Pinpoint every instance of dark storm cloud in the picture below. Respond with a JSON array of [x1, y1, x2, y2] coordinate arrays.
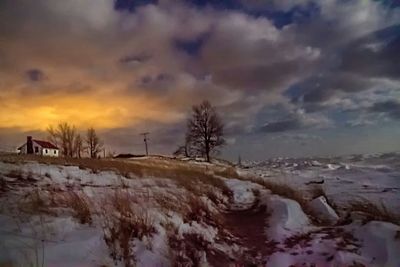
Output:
[[260, 119, 302, 133], [114, 0, 157, 12], [369, 100, 400, 119], [137, 73, 176, 91], [256, 104, 332, 133], [287, 24, 400, 109], [119, 53, 152, 65], [281, 1, 400, 114], [340, 25, 400, 79], [291, 73, 376, 108], [197, 12, 320, 92], [212, 60, 312, 91], [26, 69, 46, 82]]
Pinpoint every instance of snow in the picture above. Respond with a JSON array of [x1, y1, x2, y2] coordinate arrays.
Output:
[[240, 153, 400, 267], [309, 196, 339, 224], [223, 178, 262, 210], [243, 153, 400, 213], [353, 221, 400, 267], [1, 153, 400, 267], [264, 195, 311, 242], [0, 215, 112, 267]]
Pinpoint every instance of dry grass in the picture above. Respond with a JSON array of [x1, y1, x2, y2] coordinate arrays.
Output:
[[238, 176, 339, 225], [101, 190, 156, 267], [184, 195, 219, 225], [18, 189, 51, 215], [6, 169, 24, 179], [346, 198, 400, 225], [249, 177, 308, 208], [166, 223, 210, 267], [63, 191, 92, 225], [309, 185, 326, 199], [0, 153, 232, 199], [213, 166, 241, 179]]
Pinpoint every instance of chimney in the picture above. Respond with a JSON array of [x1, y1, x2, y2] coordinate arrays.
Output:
[[27, 136, 33, 154]]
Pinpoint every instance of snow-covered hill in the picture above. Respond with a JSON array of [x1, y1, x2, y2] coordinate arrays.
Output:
[[0, 153, 399, 267]]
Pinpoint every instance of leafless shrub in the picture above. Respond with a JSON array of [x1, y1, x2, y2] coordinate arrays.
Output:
[[309, 185, 326, 199], [153, 179, 172, 188], [155, 194, 185, 215], [184, 196, 221, 227], [166, 223, 210, 267], [6, 169, 35, 182], [6, 169, 24, 179], [205, 190, 221, 205], [101, 190, 156, 267], [63, 191, 92, 225], [346, 199, 399, 225], [213, 167, 240, 179], [18, 189, 49, 214]]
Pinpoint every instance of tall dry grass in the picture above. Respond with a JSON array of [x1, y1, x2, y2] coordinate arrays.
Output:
[[0, 153, 232, 199], [101, 190, 156, 267], [347, 198, 399, 225], [62, 191, 92, 225]]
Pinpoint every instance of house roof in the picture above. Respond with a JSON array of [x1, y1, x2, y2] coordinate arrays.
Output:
[[18, 139, 59, 150], [33, 140, 58, 149]]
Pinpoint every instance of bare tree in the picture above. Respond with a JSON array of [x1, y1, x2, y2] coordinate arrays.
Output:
[[47, 125, 59, 148], [173, 135, 193, 158], [86, 127, 103, 159], [47, 122, 77, 157], [186, 100, 225, 162], [74, 134, 84, 158]]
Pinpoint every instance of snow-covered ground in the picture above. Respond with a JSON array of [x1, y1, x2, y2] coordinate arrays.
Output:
[[241, 153, 400, 213], [0, 153, 399, 266]]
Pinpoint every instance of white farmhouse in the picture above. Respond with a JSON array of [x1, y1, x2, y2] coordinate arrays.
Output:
[[18, 136, 59, 157]]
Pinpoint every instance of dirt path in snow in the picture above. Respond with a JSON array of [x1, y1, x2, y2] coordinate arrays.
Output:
[[209, 197, 274, 266]]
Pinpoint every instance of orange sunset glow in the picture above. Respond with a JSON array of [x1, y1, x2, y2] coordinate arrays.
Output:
[[0, 92, 184, 130]]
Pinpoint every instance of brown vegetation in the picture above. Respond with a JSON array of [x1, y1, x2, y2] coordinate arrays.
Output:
[[63, 191, 92, 224], [101, 190, 156, 267], [0, 153, 232, 198], [346, 198, 400, 225]]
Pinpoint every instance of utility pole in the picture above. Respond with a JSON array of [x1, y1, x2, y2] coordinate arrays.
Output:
[[140, 132, 150, 156]]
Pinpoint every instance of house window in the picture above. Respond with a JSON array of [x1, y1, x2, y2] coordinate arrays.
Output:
[[35, 147, 39, 153], [45, 149, 48, 154], [54, 150, 57, 154]]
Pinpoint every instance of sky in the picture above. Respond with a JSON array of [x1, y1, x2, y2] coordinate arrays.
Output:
[[0, 0, 400, 161]]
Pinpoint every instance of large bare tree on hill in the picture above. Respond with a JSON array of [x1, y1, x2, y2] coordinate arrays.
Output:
[[186, 100, 225, 162]]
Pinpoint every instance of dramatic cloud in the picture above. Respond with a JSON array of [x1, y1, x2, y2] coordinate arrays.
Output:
[[259, 109, 332, 133], [0, 0, 399, 158], [369, 100, 400, 120]]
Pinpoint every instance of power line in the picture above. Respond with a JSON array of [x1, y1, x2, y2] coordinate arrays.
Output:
[[140, 132, 150, 156]]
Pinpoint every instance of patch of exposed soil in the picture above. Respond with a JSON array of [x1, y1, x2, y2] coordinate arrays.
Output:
[[208, 198, 274, 266]]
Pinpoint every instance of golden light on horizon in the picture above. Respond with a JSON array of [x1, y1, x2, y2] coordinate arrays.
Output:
[[0, 92, 184, 131]]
